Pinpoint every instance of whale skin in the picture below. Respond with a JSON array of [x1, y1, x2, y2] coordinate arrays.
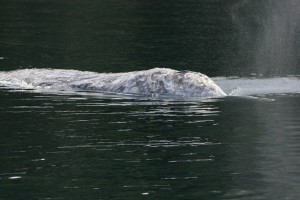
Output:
[[0, 68, 226, 97]]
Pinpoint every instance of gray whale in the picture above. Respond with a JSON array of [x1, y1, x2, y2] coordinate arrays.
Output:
[[0, 68, 226, 97]]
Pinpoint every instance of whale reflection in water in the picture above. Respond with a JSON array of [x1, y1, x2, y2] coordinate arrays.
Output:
[[0, 68, 227, 97]]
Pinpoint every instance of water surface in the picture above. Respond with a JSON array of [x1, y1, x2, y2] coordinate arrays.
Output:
[[1, 88, 300, 200]]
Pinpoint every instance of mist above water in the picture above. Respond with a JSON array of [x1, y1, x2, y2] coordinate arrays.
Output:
[[232, 0, 300, 76]]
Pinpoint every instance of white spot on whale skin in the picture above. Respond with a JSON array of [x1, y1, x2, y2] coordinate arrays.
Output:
[[8, 176, 22, 180], [0, 68, 226, 98]]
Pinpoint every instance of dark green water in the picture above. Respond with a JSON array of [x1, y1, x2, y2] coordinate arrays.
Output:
[[1, 0, 299, 76], [1, 91, 300, 200], [1, 0, 300, 200]]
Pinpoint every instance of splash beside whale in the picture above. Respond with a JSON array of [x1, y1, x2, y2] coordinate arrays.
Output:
[[0, 68, 227, 98]]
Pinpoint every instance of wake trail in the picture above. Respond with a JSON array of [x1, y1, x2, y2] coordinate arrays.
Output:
[[213, 76, 300, 96]]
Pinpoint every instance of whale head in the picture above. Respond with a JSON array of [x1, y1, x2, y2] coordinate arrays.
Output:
[[119, 68, 227, 97]]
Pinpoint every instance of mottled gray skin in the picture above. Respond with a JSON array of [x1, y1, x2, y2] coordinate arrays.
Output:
[[71, 68, 226, 97], [0, 68, 226, 97]]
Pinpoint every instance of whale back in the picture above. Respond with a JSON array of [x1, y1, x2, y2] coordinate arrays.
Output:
[[93, 68, 226, 97], [0, 68, 226, 97]]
